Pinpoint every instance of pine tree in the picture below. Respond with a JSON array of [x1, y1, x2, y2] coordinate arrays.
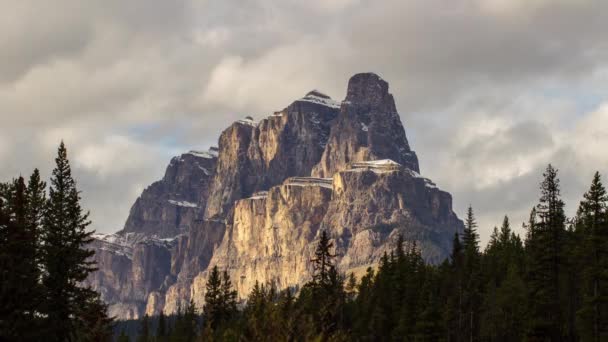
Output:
[[575, 172, 608, 341], [525, 164, 567, 340], [117, 329, 130, 342], [203, 266, 237, 336], [204, 266, 222, 331], [0, 177, 44, 340], [40, 142, 111, 341], [461, 206, 481, 342], [221, 270, 237, 322], [445, 232, 464, 341], [137, 314, 150, 342], [300, 230, 346, 340], [181, 299, 199, 341], [311, 230, 334, 287], [157, 310, 167, 341]]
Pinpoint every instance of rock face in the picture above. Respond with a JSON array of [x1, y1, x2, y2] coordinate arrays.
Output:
[[88, 73, 463, 320], [204, 92, 339, 220], [85, 234, 177, 319], [312, 73, 419, 177], [124, 149, 218, 238]]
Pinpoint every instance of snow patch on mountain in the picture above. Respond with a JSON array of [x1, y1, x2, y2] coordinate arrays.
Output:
[[168, 200, 199, 208], [298, 90, 341, 109]]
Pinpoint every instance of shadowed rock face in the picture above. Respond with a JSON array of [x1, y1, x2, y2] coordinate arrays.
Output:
[[89, 72, 462, 319], [123, 150, 218, 238], [204, 95, 339, 220], [313, 73, 419, 177]]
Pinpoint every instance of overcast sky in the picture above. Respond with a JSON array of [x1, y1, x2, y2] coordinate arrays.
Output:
[[1, 0, 608, 244]]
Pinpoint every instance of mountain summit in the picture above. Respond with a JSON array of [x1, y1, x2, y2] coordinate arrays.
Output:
[[86, 73, 463, 319]]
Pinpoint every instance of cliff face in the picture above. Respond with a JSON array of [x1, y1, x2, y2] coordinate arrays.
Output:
[[89, 72, 463, 320], [123, 149, 218, 238], [195, 180, 333, 303], [204, 92, 339, 220], [85, 234, 177, 319], [312, 73, 419, 177], [191, 161, 461, 303]]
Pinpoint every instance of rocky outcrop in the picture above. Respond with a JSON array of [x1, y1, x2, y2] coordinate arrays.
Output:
[[327, 161, 461, 267], [192, 161, 461, 302], [204, 91, 339, 220], [85, 233, 178, 319], [312, 73, 419, 177], [123, 149, 218, 238], [89, 72, 463, 320], [197, 179, 333, 302]]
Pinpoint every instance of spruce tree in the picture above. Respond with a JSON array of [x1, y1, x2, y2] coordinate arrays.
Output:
[[525, 164, 567, 340], [40, 142, 111, 341], [203, 266, 222, 331], [182, 300, 199, 341], [117, 329, 130, 342], [575, 172, 608, 341], [157, 310, 167, 341], [0, 177, 44, 340], [461, 206, 481, 342], [137, 314, 150, 342]]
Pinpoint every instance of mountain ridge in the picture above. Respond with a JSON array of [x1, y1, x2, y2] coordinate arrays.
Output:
[[85, 72, 463, 319]]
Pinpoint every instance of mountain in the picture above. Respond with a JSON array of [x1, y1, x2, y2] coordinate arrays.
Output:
[[86, 73, 463, 319]]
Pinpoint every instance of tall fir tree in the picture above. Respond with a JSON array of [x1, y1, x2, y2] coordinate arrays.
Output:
[[156, 310, 167, 341], [461, 206, 481, 342], [575, 172, 608, 341], [203, 266, 238, 336], [137, 314, 150, 342], [525, 164, 568, 341], [40, 142, 111, 341], [0, 177, 45, 341]]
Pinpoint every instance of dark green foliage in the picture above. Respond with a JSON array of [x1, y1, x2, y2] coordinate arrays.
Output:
[[0, 143, 112, 341], [124, 164, 608, 342], [157, 310, 167, 341], [137, 314, 150, 342], [525, 164, 568, 340], [202, 266, 238, 338], [118, 329, 130, 342], [575, 172, 608, 341], [0, 177, 44, 340]]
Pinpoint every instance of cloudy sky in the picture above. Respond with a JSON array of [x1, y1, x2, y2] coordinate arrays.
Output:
[[2, 0, 608, 244]]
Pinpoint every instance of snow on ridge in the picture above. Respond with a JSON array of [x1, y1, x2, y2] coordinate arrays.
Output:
[[285, 177, 333, 189], [188, 149, 218, 159], [168, 200, 199, 208], [298, 92, 341, 109], [248, 191, 269, 200], [236, 117, 258, 127]]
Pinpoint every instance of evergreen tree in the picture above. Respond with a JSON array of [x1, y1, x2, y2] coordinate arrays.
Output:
[[461, 206, 482, 342], [575, 172, 608, 341], [221, 270, 238, 322], [0, 177, 44, 341], [204, 266, 223, 331], [311, 230, 335, 287], [137, 314, 150, 342], [157, 310, 167, 341], [181, 300, 199, 341], [445, 232, 464, 341], [117, 329, 130, 342], [525, 164, 568, 340], [40, 142, 111, 341], [299, 230, 346, 340], [203, 266, 238, 336]]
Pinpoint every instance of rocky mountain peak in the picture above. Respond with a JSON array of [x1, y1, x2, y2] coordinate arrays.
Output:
[[312, 72, 419, 177], [345, 72, 396, 113], [122, 148, 218, 238], [88, 72, 461, 319]]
